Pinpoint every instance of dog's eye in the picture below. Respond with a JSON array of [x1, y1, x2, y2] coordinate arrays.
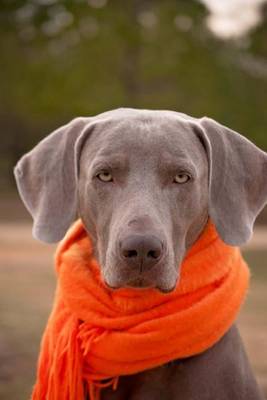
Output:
[[97, 171, 113, 182], [174, 173, 191, 184]]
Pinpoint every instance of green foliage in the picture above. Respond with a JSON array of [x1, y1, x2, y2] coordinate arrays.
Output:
[[1, 0, 267, 189]]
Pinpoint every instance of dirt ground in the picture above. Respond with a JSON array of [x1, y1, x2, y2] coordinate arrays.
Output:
[[0, 222, 266, 400]]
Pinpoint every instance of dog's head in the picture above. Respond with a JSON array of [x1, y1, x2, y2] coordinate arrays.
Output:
[[14, 108, 267, 292]]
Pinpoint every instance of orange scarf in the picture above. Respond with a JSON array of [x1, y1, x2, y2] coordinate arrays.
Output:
[[32, 219, 249, 400]]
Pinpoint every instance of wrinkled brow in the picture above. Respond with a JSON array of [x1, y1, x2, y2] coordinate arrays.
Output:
[[90, 153, 129, 171], [157, 152, 198, 176]]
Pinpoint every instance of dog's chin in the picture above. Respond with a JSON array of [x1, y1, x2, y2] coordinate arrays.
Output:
[[103, 275, 178, 294], [103, 277, 154, 291], [125, 277, 156, 290]]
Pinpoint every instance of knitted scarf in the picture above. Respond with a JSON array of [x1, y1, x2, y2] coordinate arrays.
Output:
[[31, 219, 249, 400]]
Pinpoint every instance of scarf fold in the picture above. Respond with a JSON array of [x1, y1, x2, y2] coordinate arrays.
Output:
[[32, 219, 250, 400]]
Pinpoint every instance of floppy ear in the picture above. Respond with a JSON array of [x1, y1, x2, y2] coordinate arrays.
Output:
[[14, 117, 96, 243], [195, 117, 267, 246]]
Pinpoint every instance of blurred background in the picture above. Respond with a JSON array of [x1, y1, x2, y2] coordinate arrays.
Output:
[[0, 0, 267, 399]]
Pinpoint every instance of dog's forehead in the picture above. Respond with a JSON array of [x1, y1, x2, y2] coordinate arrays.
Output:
[[91, 108, 201, 159]]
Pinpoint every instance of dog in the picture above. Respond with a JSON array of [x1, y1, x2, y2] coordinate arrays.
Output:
[[14, 108, 267, 399]]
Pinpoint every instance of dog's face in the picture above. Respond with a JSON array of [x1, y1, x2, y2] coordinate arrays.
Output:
[[78, 115, 209, 292], [14, 108, 267, 293]]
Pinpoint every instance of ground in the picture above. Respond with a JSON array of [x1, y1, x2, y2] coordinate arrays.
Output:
[[0, 221, 266, 400]]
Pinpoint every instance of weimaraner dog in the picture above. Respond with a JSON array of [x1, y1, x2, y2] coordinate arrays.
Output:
[[14, 108, 267, 399]]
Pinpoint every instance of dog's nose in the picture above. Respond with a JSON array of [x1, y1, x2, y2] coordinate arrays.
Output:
[[120, 234, 163, 270]]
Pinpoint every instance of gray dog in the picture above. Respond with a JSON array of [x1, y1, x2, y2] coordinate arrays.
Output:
[[14, 108, 267, 399]]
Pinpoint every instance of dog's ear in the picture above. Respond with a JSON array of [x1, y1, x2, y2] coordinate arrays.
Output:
[[194, 117, 267, 246], [14, 117, 97, 243]]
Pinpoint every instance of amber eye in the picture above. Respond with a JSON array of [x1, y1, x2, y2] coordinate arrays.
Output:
[[174, 173, 191, 184], [97, 171, 113, 182]]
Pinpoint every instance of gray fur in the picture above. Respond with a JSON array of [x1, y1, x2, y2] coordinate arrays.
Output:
[[14, 108, 267, 288]]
